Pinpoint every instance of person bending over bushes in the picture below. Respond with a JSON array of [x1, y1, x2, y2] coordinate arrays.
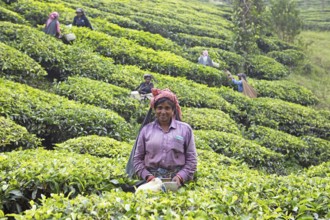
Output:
[[226, 70, 257, 98], [44, 12, 61, 38]]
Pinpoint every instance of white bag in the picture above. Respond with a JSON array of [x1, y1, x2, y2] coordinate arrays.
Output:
[[63, 33, 76, 42]]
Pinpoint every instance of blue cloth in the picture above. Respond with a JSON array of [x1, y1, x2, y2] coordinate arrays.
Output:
[[232, 79, 243, 92]]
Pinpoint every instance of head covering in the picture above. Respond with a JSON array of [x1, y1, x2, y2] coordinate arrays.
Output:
[[237, 73, 247, 81], [46, 12, 59, 27], [76, 8, 84, 14], [202, 50, 208, 57], [150, 88, 182, 120], [143, 74, 152, 79]]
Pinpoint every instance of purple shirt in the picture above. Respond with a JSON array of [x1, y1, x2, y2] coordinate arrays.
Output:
[[133, 119, 197, 182]]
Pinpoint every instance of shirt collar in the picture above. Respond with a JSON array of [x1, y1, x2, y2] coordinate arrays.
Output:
[[155, 118, 177, 130]]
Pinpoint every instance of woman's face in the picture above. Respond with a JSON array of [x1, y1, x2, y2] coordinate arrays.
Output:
[[155, 101, 174, 125]]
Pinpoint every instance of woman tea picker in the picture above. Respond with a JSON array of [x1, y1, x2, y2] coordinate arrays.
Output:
[[126, 88, 197, 187], [226, 70, 257, 98]]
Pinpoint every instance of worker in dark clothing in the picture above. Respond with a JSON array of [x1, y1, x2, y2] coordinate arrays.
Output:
[[136, 74, 154, 95], [72, 8, 93, 30]]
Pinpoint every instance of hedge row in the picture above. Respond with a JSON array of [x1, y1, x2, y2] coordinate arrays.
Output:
[[0, 79, 131, 144], [245, 126, 330, 167], [94, 0, 232, 29], [306, 161, 330, 178], [8, 0, 74, 26], [194, 130, 286, 174], [250, 79, 319, 106], [53, 76, 146, 122], [185, 47, 245, 73], [216, 87, 330, 139], [0, 22, 119, 81], [170, 33, 231, 49], [12, 172, 330, 219], [267, 49, 305, 67], [8, 146, 330, 219], [248, 98, 330, 139], [0, 116, 42, 152], [12, 173, 330, 219], [182, 108, 240, 135], [55, 135, 131, 158], [246, 55, 289, 80], [54, 0, 143, 29], [60, 0, 232, 31], [0, 148, 133, 214], [0, 22, 235, 114], [61, 67, 236, 114], [256, 37, 297, 53], [0, 5, 28, 24], [92, 18, 183, 55], [8, 0, 184, 55], [129, 14, 231, 40], [6, 1, 229, 86], [0, 42, 47, 83], [72, 27, 227, 86]]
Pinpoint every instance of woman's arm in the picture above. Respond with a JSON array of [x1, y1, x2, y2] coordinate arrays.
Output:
[[232, 79, 242, 85], [133, 128, 152, 180], [84, 16, 93, 30], [176, 128, 197, 183], [72, 17, 77, 26]]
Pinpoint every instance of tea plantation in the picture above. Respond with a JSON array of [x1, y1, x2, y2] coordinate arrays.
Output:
[[0, 0, 330, 219]]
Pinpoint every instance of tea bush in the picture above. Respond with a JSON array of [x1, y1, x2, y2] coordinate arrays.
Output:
[[0, 22, 118, 80], [9, 147, 330, 219], [53, 76, 146, 121], [129, 14, 231, 40], [250, 79, 319, 106], [245, 125, 329, 167], [257, 37, 296, 53], [216, 88, 330, 139], [267, 49, 305, 67], [185, 47, 245, 73], [106, 65, 236, 114], [249, 98, 330, 139], [0, 5, 28, 24], [0, 79, 131, 144], [8, 0, 74, 26], [55, 135, 131, 158], [92, 18, 183, 55], [170, 33, 231, 49], [300, 136, 330, 164], [306, 161, 330, 178], [0, 148, 133, 214], [194, 130, 286, 174], [72, 27, 227, 86], [0, 42, 47, 83], [247, 55, 289, 80], [182, 108, 240, 135], [0, 116, 42, 152]]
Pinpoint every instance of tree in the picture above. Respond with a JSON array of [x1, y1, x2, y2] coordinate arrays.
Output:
[[232, 0, 267, 56], [269, 0, 303, 43]]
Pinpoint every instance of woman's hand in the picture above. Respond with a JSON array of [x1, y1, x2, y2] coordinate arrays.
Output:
[[172, 175, 183, 186]]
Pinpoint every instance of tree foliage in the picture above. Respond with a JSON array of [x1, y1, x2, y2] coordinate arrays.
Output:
[[269, 0, 303, 42], [232, 0, 267, 56]]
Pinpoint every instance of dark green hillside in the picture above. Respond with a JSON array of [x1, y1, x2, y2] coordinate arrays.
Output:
[[0, 0, 330, 219]]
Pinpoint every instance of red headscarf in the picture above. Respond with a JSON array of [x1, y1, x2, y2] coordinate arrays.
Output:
[[150, 88, 182, 120]]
